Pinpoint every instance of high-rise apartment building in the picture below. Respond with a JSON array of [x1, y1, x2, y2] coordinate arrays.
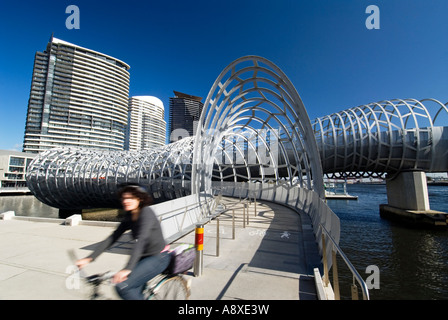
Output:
[[125, 96, 166, 151], [23, 35, 130, 153], [168, 91, 203, 142]]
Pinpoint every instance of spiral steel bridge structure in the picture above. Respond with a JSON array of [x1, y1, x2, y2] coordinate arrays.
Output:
[[314, 99, 448, 179], [26, 56, 448, 212]]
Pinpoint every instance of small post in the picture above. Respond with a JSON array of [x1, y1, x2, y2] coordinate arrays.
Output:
[[254, 196, 257, 217], [351, 282, 359, 300], [246, 202, 249, 226], [332, 249, 340, 300], [194, 224, 204, 277], [322, 233, 329, 287], [243, 204, 246, 228], [216, 218, 220, 257], [232, 209, 235, 240]]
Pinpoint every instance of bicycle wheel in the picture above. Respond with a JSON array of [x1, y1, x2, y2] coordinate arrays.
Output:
[[150, 276, 190, 300]]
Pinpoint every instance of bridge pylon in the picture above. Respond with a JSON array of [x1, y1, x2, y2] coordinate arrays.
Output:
[[380, 170, 448, 227]]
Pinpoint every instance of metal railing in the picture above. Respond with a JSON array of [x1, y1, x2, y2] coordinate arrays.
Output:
[[216, 183, 369, 300], [320, 223, 370, 300], [207, 195, 370, 300], [209, 197, 253, 257], [192, 195, 254, 276], [155, 186, 369, 300]]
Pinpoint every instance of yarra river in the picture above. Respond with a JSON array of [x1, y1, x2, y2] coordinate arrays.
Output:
[[1, 183, 447, 300], [327, 183, 448, 300]]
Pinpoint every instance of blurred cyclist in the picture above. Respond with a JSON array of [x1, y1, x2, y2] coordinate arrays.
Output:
[[76, 185, 170, 300]]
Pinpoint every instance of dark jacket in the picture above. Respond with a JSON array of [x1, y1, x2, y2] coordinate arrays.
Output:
[[88, 206, 166, 270]]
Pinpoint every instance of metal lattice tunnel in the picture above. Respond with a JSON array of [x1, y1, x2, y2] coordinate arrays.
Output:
[[191, 56, 324, 198], [26, 137, 195, 209], [313, 98, 448, 179]]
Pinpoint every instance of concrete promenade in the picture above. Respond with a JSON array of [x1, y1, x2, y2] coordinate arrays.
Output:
[[0, 197, 321, 300]]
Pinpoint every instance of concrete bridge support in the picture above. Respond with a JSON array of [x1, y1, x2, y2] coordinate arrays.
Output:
[[386, 171, 430, 211], [380, 171, 448, 227]]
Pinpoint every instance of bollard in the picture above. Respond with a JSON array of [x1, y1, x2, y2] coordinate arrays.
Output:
[[243, 203, 246, 228], [232, 209, 235, 240], [216, 218, 220, 257], [254, 196, 257, 217], [194, 224, 204, 277]]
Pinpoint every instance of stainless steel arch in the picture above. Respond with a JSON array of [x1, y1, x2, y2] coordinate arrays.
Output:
[[313, 98, 448, 178], [192, 56, 325, 200]]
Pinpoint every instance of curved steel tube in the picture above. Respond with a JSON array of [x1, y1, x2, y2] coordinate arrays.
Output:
[[313, 98, 448, 179], [192, 56, 325, 202]]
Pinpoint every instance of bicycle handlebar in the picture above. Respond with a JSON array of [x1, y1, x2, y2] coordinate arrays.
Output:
[[86, 271, 115, 285]]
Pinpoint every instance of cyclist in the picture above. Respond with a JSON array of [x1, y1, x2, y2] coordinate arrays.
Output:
[[76, 185, 171, 300]]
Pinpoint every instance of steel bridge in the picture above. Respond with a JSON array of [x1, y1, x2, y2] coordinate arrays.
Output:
[[313, 98, 448, 179], [25, 56, 447, 300], [25, 98, 448, 210], [27, 56, 326, 210], [25, 55, 447, 239]]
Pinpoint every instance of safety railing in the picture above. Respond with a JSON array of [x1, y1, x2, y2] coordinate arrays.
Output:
[[193, 195, 256, 276], [319, 223, 370, 300], [214, 182, 369, 300], [209, 196, 254, 257], [158, 183, 369, 300]]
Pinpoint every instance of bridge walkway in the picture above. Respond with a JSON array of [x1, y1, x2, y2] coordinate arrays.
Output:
[[0, 197, 321, 300], [175, 197, 321, 300]]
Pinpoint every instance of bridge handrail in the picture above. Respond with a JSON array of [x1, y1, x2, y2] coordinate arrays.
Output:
[[319, 223, 370, 300], [214, 181, 369, 300]]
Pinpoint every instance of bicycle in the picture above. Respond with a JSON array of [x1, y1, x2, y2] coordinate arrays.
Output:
[[68, 250, 191, 300]]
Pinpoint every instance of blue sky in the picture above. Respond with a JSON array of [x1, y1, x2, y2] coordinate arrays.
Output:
[[0, 0, 447, 151]]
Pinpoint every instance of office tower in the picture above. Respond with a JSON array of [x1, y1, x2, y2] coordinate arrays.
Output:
[[168, 91, 203, 142], [23, 35, 130, 153], [125, 96, 166, 151]]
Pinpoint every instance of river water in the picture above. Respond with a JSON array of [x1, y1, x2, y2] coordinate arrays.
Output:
[[0, 194, 59, 218], [1, 184, 447, 300], [327, 183, 448, 300]]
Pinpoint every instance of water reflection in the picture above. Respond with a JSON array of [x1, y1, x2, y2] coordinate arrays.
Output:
[[0, 195, 59, 218]]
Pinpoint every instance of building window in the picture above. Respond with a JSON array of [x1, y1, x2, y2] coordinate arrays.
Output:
[[9, 157, 25, 166]]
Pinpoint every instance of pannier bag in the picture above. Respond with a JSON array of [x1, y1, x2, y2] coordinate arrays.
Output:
[[166, 244, 196, 274]]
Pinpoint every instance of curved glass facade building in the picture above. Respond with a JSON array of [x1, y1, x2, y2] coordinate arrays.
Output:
[[126, 96, 166, 150], [23, 36, 130, 153]]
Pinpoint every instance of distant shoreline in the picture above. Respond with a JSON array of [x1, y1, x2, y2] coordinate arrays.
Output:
[[427, 181, 448, 186]]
